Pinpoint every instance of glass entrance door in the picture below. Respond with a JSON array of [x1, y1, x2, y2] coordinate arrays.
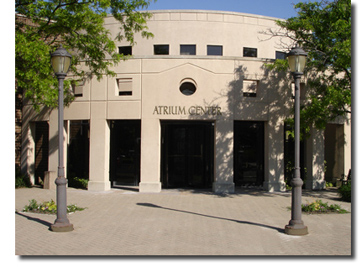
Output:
[[161, 122, 214, 189]]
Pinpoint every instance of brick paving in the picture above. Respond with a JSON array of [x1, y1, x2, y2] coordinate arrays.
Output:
[[15, 187, 352, 256]]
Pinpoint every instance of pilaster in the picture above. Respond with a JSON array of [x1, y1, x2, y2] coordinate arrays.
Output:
[[213, 119, 235, 193], [139, 118, 162, 192], [88, 102, 111, 191], [305, 128, 325, 190], [263, 120, 286, 192]]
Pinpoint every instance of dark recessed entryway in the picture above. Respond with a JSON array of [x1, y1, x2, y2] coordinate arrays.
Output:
[[234, 121, 264, 186], [161, 121, 214, 189], [109, 120, 141, 187], [67, 120, 90, 180], [34, 121, 49, 185]]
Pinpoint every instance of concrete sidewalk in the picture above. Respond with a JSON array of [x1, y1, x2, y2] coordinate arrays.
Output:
[[15, 187, 352, 256]]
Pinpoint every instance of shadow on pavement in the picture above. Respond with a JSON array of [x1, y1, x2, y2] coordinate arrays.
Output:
[[15, 211, 52, 230], [137, 202, 284, 233]]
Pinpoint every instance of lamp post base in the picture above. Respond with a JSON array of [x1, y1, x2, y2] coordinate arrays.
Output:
[[285, 225, 308, 236], [51, 222, 74, 232]]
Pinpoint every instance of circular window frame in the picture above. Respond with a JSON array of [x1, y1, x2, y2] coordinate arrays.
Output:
[[179, 78, 197, 96]]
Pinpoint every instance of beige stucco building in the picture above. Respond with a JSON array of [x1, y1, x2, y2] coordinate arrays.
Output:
[[20, 10, 351, 193]]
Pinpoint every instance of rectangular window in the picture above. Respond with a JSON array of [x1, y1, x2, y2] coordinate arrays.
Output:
[[119, 46, 132, 56], [207, 45, 223, 56], [154, 44, 169, 55], [243, 80, 258, 97], [243, 47, 257, 58], [180, 45, 196, 55], [276, 51, 287, 60], [117, 78, 133, 96], [71, 79, 85, 97]]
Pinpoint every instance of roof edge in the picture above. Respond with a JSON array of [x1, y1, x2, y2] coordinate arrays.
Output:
[[143, 9, 284, 21]]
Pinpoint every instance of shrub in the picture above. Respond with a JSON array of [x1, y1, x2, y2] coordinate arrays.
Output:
[[338, 182, 351, 202], [68, 177, 88, 189], [325, 182, 334, 188], [15, 165, 32, 188], [301, 199, 348, 214], [22, 199, 86, 214]]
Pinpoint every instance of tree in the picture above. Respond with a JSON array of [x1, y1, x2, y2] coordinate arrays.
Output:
[[264, 0, 351, 133], [15, 0, 155, 111]]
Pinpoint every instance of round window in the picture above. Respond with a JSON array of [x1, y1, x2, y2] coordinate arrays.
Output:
[[179, 80, 197, 96]]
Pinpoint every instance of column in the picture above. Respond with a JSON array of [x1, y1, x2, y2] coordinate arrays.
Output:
[[305, 128, 325, 190], [46, 110, 69, 189], [88, 102, 111, 191], [263, 120, 286, 192], [343, 115, 351, 177], [46, 109, 60, 188], [21, 121, 36, 185], [139, 118, 162, 192], [213, 119, 235, 193]]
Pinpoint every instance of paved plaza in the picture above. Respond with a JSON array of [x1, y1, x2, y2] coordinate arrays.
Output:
[[15, 187, 352, 256]]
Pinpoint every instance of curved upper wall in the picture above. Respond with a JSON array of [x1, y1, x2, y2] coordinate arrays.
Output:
[[104, 10, 290, 60]]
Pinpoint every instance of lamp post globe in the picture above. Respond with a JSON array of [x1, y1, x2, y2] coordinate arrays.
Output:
[[284, 45, 308, 235], [287, 46, 308, 74], [50, 45, 73, 232], [51, 45, 72, 76]]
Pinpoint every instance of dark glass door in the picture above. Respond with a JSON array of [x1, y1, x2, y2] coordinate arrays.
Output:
[[161, 122, 214, 189], [234, 121, 264, 186], [67, 120, 89, 180], [34, 121, 49, 185], [109, 120, 141, 187]]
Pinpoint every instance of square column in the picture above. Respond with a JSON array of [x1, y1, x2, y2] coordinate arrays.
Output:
[[264, 120, 286, 192], [213, 120, 235, 193], [21, 121, 36, 185], [48, 109, 59, 174], [46, 110, 68, 188], [305, 128, 325, 190], [88, 102, 111, 191], [139, 118, 162, 192], [343, 116, 351, 176]]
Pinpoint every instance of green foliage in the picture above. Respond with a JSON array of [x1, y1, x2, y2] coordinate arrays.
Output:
[[301, 199, 348, 214], [68, 177, 88, 189], [16, 0, 155, 111], [22, 199, 86, 214], [67, 203, 86, 213], [338, 182, 351, 202], [24, 199, 39, 212], [15, 165, 32, 188], [325, 182, 334, 188], [264, 0, 351, 133], [264, 58, 289, 72]]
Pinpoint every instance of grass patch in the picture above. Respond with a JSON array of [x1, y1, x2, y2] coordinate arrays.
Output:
[[22, 199, 86, 214]]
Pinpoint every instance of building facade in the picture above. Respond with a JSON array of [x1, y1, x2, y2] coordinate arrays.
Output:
[[20, 10, 351, 193]]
